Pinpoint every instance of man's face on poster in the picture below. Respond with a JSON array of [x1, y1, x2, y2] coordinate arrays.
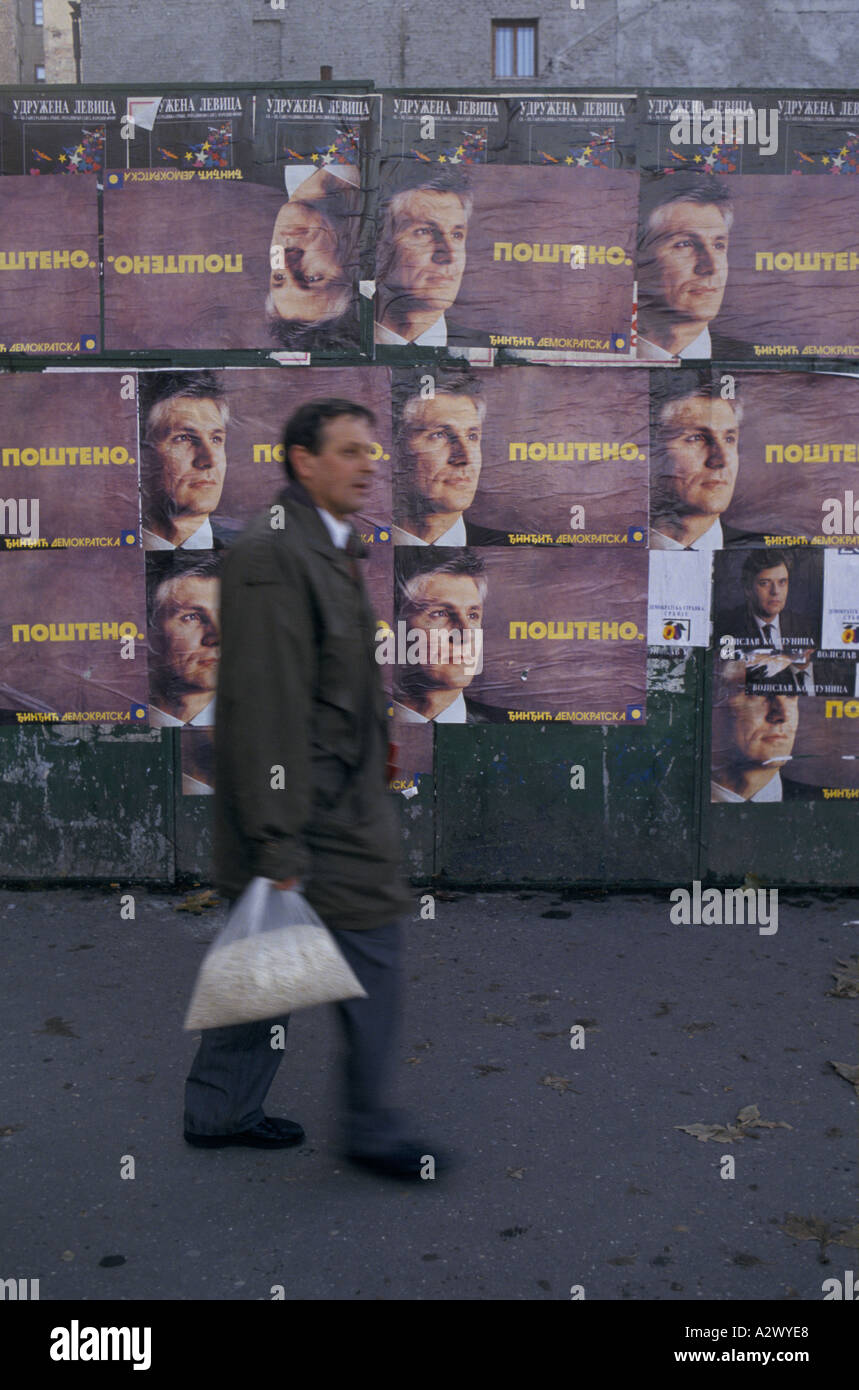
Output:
[[655, 396, 740, 519], [148, 397, 227, 519], [640, 200, 730, 324], [384, 191, 469, 313], [400, 394, 483, 517], [269, 200, 349, 322], [720, 688, 799, 767], [404, 573, 484, 690], [748, 564, 790, 621], [155, 576, 220, 693]]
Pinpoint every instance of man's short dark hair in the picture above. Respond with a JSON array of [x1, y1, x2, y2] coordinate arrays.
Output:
[[639, 173, 734, 249], [651, 369, 743, 439], [281, 398, 376, 479], [146, 551, 221, 632], [741, 549, 793, 587], [392, 366, 485, 451], [394, 547, 488, 616], [376, 167, 474, 285], [139, 370, 228, 443]]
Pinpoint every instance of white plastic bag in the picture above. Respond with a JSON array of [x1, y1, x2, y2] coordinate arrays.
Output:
[[183, 877, 367, 1030]]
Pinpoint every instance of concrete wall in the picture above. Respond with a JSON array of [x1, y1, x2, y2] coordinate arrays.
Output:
[[0, 2, 23, 85], [77, 0, 859, 89], [44, 0, 76, 83]]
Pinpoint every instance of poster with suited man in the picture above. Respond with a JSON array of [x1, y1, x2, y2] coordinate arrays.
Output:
[[711, 659, 859, 803], [392, 362, 648, 547], [713, 547, 855, 696], [140, 370, 243, 552], [391, 367, 511, 545]]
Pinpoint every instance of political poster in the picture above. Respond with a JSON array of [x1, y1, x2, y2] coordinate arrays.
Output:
[[647, 550, 712, 648], [120, 89, 254, 171], [711, 546, 855, 696], [389, 545, 647, 727], [0, 371, 140, 549], [636, 165, 859, 362], [711, 663, 859, 803], [0, 176, 100, 355], [0, 87, 123, 175], [0, 549, 148, 723], [103, 90, 378, 354], [374, 160, 637, 357], [391, 363, 648, 545], [138, 365, 392, 552], [648, 367, 859, 552], [638, 88, 859, 176]]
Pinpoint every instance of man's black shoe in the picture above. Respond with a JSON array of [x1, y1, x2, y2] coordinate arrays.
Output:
[[184, 1116, 305, 1149], [345, 1142, 447, 1179]]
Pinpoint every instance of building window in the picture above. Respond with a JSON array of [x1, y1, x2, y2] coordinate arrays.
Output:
[[34, 0, 44, 24], [34, 65, 46, 82], [492, 21, 537, 78]]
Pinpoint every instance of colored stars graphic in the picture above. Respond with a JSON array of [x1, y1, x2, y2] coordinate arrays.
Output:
[[281, 127, 360, 165], [407, 127, 488, 165], [540, 130, 615, 169], [48, 126, 104, 175], [664, 141, 739, 174], [159, 123, 232, 170], [793, 133, 859, 174]]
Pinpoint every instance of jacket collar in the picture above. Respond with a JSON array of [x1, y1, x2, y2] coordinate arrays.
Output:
[[276, 480, 367, 558]]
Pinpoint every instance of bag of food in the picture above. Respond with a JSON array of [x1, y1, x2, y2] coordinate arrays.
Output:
[[183, 877, 366, 1030]]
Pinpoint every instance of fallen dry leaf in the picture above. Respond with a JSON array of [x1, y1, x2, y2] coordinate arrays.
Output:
[[778, 1214, 857, 1255], [175, 889, 220, 915], [506, 1168, 525, 1180], [828, 956, 859, 999], [676, 1103, 792, 1143], [540, 1075, 580, 1094]]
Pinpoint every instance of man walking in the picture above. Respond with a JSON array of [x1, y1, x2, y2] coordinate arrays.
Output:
[[184, 398, 434, 1178]]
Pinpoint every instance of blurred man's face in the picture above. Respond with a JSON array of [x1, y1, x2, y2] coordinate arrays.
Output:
[[384, 191, 468, 311], [655, 396, 739, 519], [269, 200, 348, 321], [292, 414, 378, 520], [749, 564, 789, 620], [640, 201, 729, 323], [724, 689, 799, 765], [401, 395, 482, 516], [406, 573, 483, 689], [149, 397, 227, 517], [157, 576, 220, 692]]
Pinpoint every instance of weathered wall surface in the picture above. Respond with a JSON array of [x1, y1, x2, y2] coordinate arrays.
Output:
[[76, 1, 857, 89]]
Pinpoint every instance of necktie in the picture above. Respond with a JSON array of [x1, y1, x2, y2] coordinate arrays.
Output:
[[763, 624, 774, 645], [795, 670, 806, 692]]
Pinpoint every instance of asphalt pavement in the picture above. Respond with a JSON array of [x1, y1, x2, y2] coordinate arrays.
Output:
[[1, 884, 857, 1301]]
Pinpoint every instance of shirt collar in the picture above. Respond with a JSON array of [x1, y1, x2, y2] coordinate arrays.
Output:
[[390, 515, 467, 546], [650, 518, 723, 551], [315, 507, 352, 550], [393, 691, 467, 724], [637, 325, 712, 361], [142, 517, 214, 551], [148, 696, 216, 728], [375, 314, 447, 347], [711, 771, 783, 803]]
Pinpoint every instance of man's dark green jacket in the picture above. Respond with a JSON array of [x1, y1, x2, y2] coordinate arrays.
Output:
[[213, 481, 412, 930]]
